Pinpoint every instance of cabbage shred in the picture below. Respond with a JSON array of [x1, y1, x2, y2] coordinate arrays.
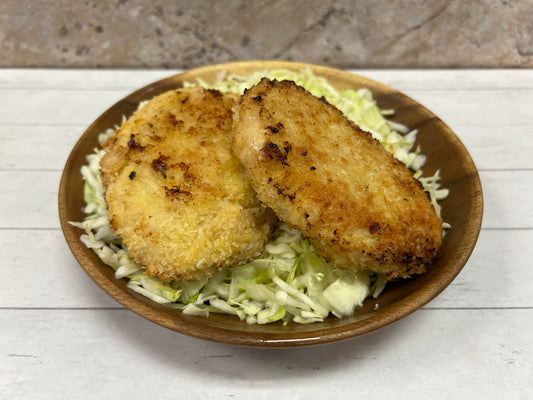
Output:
[[72, 68, 448, 324]]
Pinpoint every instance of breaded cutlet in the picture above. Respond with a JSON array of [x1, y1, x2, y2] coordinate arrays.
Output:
[[232, 78, 442, 279], [100, 87, 277, 281]]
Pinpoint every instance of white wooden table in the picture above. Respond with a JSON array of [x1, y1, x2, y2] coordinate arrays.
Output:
[[1, 68, 532, 399]]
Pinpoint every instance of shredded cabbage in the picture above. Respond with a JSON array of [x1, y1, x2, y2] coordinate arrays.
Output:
[[71, 68, 448, 324]]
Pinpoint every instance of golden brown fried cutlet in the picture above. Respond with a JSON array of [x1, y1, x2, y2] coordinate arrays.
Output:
[[100, 87, 277, 281], [232, 78, 443, 279]]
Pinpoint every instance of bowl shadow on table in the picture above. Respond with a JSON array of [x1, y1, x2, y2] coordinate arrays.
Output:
[[98, 298, 425, 381]]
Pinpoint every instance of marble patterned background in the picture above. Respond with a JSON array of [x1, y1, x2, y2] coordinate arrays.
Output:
[[1, 0, 532, 69]]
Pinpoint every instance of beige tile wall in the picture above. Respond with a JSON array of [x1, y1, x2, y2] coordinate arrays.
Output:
[[1, 0, 532, 68]]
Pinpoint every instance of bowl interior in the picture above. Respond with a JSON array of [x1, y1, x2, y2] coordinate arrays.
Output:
[[58, 61, 483, 347]]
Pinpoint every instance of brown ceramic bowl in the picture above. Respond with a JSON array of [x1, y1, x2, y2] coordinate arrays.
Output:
[[58, 61, 483, 347]]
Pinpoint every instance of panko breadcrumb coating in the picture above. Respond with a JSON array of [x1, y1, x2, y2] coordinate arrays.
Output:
[[100, 87, 277, 281], [232, 78, 442, 279]]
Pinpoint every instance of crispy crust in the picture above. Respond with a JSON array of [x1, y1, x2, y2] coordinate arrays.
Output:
[[100, 87, 277, 281], [232, 78, 443, 279]]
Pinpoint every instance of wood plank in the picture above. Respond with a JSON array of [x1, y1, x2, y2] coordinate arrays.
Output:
[[1, 169, 530, 229], [0, 229, 120, 309], [0, 126, 85, 170], [1, 229, 531, 309], [1, 87, 530, 175], [480, 170, 533, 228], [0, 87, 532, 128], [402, 89, 533, 128], [0, 88, 129, 127], [354, 69, 533, 90], [1, 69, 533, 91], [453, 123, 533, 170], [429, 229, 533, 308], [0, 69, 183, 90], [1, 308, 531, 399], [0, 170, 62, 229], [1, 121, 530, 172]]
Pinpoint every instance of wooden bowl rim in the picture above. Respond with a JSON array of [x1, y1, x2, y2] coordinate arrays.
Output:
[[58, 61, 483, 347]]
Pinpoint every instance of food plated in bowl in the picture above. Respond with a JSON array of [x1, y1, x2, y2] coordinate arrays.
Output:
[[58, 61, 483, 347]]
